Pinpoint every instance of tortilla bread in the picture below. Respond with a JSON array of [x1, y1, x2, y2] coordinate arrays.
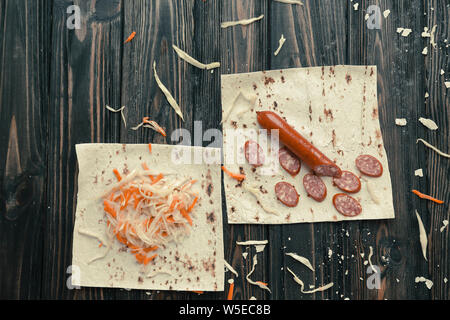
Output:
[[221, 66, 395, 224], [72, 143, 224, 291]]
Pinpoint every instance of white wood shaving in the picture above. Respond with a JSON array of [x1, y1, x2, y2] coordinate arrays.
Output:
[[383, 9, 390, 18], [285, 253, 315, 271], [273, 0, 304, 5], [228, 278, 234, 284], [224, 259, 239, 277], [242, 252, 248, 259], [419, 117, 438, 130], [415, 276, 433, 289], [397, 28, 412, 37], [425, 92, 429, 98], [430, 25, 438, 48], [364, 13, 369, 21], [417, 138, 450, 158], [440, 220, 449, 232], [249, 296, 257, 300], [172, 45, 220, 70], [445, 81, 450, 88], [243, 184, 281, 216], [221, 14, 264, 29], [414, 169, 424, 177], [236, 240, 269, 246], [255, 244, 266, 253], [328, 249, 333, 259], [246, 254, 271, 293], [221, 91, 256, 124], [415, 210, 428, 261], [440, 69, 445, 75], [274, 34, 286, 56], [353, 3, 359, 10], [421, 27, 431, 38], [153, 61, 184, 121], [422, 47, 428, 55], [395, 118, 407, 126], [286, 267, 334, 294], [105, 105, 127, 128], [368, 246, 377, 273]]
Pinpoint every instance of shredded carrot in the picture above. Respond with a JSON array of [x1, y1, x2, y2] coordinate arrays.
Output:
[[148, 143, 152, 153], [221, 166, 246, 181], [192, 291, 203, 294], [102, 166, 198, 266], [179, 207, 193, 226], [103, 200, 117, 218], [142, 117, 167, 137], [255, 281, 268, 286], [227, 282, 235, 300], [113, 168, 122, 181], [124, 31, 136, 43], [98, 242, 103, 248], [151, 173, 164, 185], [187, 197, 198, 213], [412, 189, 444, 204]]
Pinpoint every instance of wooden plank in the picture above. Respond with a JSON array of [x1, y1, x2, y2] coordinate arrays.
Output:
[[220, 0, 271, 300], [44, 0, 123, 299], [269, 0, 349, 300], [0, 0, 51, 299], [346, 0, 434, 299], [422, 0, 449, 300]]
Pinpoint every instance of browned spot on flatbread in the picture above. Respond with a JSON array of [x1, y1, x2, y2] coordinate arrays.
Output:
[[345, 73, 352, 84], [231, 121, 237, 129], [264, 76, 275, 86], [372, 107, 378, 119], [205, 169, 213, 197], [253, 83, 257, 90], [281, 76, 285, 83], [122, 144, 126, 152], [202, 257, 216, 277], [206, 211, 216, 223], [370, 67, 374, 76], [332, 130, 336, 148], [324, 108, 333, 121]]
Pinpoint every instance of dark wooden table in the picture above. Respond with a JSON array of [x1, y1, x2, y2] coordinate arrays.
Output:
[[0, 0, 448, 300]]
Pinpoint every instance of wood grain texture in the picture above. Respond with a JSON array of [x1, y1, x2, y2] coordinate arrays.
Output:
[[44, 0, 123, 299], [0, 0, 50, 299], [0, 0, 448, 300]]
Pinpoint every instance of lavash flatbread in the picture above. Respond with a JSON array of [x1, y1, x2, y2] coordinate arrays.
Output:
[[72, 143, 224, 291], [221, 66, 395, 224]]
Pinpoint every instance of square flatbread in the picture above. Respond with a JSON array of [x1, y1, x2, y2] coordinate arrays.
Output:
[[221, 66, 395, 224], [72, 143, 224, 291]]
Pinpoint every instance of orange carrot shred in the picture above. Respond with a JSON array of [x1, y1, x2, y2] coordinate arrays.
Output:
[[192, 291, 203, 294], [113, 168, 122, 181], [124, 31, 136, 44], [221, 166, 245, 181], [412, 189, 444, 204], [227, 282, 234, 300], [103, 200, 117, 218], [187, 197, 198, 213], [148, 143, 152, 153], [151, 173, 164, 185]]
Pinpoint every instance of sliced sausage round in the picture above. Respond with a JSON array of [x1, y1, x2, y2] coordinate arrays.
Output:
[[244, 140, 265, 167], [275, 182, 299, 207], [355, 155, 383, 177], [279, 147, 301, 176], [332, 193, 362, 217], [333, 171, 361, 193], [303, 173, 327, 202]]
